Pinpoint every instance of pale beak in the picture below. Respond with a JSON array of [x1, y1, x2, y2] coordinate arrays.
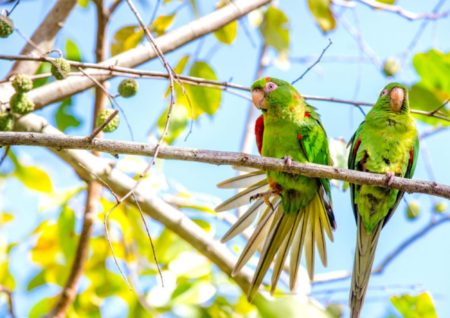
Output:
[[390, 87, 405, 112], [252, 89, 267, 110]]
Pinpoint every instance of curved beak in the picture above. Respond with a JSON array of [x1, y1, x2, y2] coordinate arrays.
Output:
[[390, 87, 405, 112], [252, 88, 267, 110]]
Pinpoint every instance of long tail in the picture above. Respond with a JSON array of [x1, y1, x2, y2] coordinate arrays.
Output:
[[216, 171, 334, 300], [350, 220, 382, 318]]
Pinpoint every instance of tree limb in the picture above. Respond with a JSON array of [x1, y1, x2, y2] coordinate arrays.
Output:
[[1, 131, 450, 200], [12, 114, 255, 294], [0, 0, 272, 107]]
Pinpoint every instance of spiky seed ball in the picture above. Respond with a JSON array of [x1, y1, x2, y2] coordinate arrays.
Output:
[[96, 109, 119, 133], [9, 93, 35, 115], [12, 74, 33, 93], [406, 201, 420, 220], [118, 79, 138, 98], [51, 58, 71, 80], [382, 57, 400, 77], [0, 112, 14, 131], [0, 15, 14, 38]]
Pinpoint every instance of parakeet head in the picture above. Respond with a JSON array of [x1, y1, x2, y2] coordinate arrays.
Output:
[[250, 77, 304, 117], [375, 82, 410, 113]]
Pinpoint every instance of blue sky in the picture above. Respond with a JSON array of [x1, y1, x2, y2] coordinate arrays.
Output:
[[1, 0, 450, 317]]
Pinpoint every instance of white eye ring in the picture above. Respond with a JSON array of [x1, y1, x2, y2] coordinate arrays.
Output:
[[265, 82, 278, 92], [380, 89, 389, 97]]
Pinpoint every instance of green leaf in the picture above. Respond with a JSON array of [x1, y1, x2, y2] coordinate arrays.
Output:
[[150, 14, 176, 36], [376, 0, 396, 4], [65, 38, 82, 62], [27, 270, 46, 291], [413, 50, 450, 92], [77, 0, 89, 8], [58, 205, 77, 261], [10, 151, 53, 193], [253, 294, 332, 318], [111, 25, 143, 56], [187, 61, 222, 118], [307, 0, 336, 32], [55, 97, 82, 132], [259, 6, 290, 52], [391, 292, 438, 318], [157, 103, 189, 144], [411, 50, 450, 126], [30, 297, 57, 318], [410, 84, 450, 126], [33, 63, 51, 89]]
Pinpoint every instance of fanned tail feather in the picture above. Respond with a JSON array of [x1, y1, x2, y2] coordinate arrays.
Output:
[[215, 179, 268, 212], [350, 221, 382, 318], [216, 171, 335, 300], [246, 193, 334, 300], [217, 171, 266, 189]]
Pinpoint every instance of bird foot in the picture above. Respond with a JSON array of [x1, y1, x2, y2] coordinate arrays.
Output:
[[250, 189, 281, 211], [385, 171, 395, 186], [283, 156, 293, 167]]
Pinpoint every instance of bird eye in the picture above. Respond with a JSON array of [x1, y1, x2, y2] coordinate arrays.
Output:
[[264, 82, 278, 92], [380, 89, 389, 97]]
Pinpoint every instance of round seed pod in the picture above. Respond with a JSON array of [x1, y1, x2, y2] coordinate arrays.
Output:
[[96, 109, 120, 133], [0, 15, 14, 38], [382, 57, 400, 77], [51, 58, 71, 80], [118, 78, 138, 98], [10, 93, 35, 115], [0, 112, 14, 131], [12, 74, 33, 93], [406, 201, 420, 220]]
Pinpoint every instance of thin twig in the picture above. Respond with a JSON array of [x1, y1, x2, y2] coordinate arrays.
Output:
[[86, 109, 119, 142], [313, 214, 450, 285], [335, 0, 450, 21], [291, 39, 333, 85], [0, 285, 16, 318], [1, 53, 449, 123], [428, 98, 449, 116]]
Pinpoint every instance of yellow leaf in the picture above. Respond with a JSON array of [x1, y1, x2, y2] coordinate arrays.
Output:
[[259, 6, 290, 52], [111, 25, 143, 56], [14, 165, 53, 193], [308, 0, 336, 32], [150, 14, 176, 36]]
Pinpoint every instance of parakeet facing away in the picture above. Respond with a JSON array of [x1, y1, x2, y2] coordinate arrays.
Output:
[[215, 77, 336, 300], [348, 83, 419, 318]]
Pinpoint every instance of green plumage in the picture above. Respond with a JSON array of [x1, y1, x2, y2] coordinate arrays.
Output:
[[255, 80, 331, 214], [216, 77, 335, 300], [348, 82, 419, 317]]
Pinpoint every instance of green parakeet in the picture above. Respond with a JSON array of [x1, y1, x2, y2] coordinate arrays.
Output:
[[348, 83, 419, 317], [216, 77, 336, 300]]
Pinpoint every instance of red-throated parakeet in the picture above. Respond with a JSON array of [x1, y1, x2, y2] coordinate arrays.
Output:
[[215, 77, 336, 300], [348, 83, 419, 317]]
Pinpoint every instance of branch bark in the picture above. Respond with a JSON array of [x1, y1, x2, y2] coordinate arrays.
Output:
[[1, 131, 450, 200], [0, 0, 272, 107], [12, 114, 254, 294], [8, 0, 78, 76]]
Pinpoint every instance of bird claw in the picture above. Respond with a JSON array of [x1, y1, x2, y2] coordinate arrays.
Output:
[[283, 156, 293, 167], [250, 190, 280, 211], [385, 172, 395, 186]]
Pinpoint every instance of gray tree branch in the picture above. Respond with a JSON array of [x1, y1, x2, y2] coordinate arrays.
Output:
[[1, 131, 449, 200], [0, 0, 272, 107]]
